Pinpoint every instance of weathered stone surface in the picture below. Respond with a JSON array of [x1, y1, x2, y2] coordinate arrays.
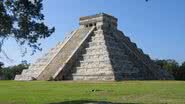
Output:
[[15, 13, 173, 81]]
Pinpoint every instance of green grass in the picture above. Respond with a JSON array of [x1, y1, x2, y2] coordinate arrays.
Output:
[[0, 81, 184, 104]]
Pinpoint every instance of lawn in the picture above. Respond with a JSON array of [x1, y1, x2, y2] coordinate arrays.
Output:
[[0, 81, 184, 104]]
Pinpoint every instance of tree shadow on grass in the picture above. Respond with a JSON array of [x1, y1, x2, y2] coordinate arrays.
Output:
[[48, 100, 141, 104]]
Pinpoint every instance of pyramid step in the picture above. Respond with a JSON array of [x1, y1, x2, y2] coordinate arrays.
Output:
[[72, 72, 114, 76], [46, 54, 54, 58], [76, 63, 112, 69], [124, 36, 131, 42], [91, 36, 105, 41], [38, 58, 50, 63], [131, 42, 137, 48], [144, 54, 150, 59], [88, 40, 119, 47], [88, 39, 105, 43], [79, 60, 111, 68], [28, 66, 45, 71], [22, 68, 41, 74], [27, 66, 41, 70], [49, 50, 58, 54], [88, 41, 106, 47], [85, 45, 107, 50], [14, 75, 34, 81], [75, 67, 112, 70], [29, 65, 46, 71], [85, 48, 108, 54], [21, 69, 29, 75], [43, 53, 53, 58], [82, 56, 109, 61], [29, 63, 47, 68], [107, 47, 125, 51], [82, 53, 109, 56], [79, 60, 111, 63], [35, 58, 43, 62], [138, 48, 144, 54], [110, 55, 129, 60], [29, 63, 37, 67], [35, 60, 49, 65], [72, 71, 114, 76], [112, 60, 133, 65], [104, 35, 116, 41], [82, 54, 109, 59], [37, 62, 48, 66]]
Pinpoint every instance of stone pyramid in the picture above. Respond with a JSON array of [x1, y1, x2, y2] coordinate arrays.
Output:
[[15, 13, 173, 81]]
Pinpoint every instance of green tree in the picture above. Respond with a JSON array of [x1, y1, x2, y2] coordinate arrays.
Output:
[[2, 62, 29, 80], [155, 59, 179, 73], [154, 59, 180, 80], [154, 59, 166, 69], [0, 69, 1, 76], [179, 62, 185, 80], [0, 61, 4, 76], [181, 62, 185, 68], [0, 0, 55, 54], [163, 59, 179, 74]]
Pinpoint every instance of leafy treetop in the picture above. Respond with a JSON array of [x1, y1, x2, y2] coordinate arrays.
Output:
[[0, 0, 55, 55]]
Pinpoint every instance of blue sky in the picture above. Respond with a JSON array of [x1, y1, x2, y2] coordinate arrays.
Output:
[[1, 0, 185, 66]]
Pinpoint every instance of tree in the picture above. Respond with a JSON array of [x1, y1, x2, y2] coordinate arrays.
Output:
[[0, 0, 55, 55], [154, 59, 182, 80], [154, 59, 166, 69], [0, 61, 4, 69], [178, 62, 185, 80], [181, 62, 185, 67], [154, 59, 179, 73], [0, 68, 2, 76], [164, 60, 179, 74], [1, 62, 29, 80], [0, 61, 4, 76]]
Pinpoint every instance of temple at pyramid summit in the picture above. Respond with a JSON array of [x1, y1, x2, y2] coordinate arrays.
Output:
[[15, 13, 173, 81]]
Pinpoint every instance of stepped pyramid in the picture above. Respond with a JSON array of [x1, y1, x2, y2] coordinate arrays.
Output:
[[15, 13, 173, 81]]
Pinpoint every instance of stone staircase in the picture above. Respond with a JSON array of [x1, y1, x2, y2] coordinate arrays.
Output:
[[14, 30, 77, 80], [64, 30, 115, 80], [36, 27, 95, 80]]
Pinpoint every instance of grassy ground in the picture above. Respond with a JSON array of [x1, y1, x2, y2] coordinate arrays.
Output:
[[0, 81, 184, 104]]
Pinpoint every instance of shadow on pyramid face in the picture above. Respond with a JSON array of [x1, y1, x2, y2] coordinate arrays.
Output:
[[48, 100, 141, 104]]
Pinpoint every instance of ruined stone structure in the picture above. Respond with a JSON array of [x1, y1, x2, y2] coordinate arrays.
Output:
[[15, 13, 173, 81]]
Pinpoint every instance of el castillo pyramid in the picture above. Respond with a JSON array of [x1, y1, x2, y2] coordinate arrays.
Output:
[[15, 13, 173, 81]]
